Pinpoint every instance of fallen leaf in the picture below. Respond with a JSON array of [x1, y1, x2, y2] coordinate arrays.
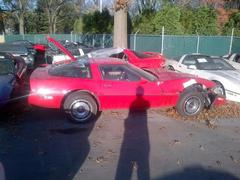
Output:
[[216, 160, 222, 166]]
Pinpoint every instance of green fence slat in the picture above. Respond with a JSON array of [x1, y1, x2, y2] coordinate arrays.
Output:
[[4, 34, 238, 58]]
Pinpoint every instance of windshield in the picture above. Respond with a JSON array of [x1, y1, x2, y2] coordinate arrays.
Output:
[[196, 57, 235, 70], [0, 60, 15, 75], [127, 64, 158, 82]]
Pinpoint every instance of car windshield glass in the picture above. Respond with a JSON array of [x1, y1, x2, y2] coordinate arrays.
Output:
[[49, 59, 91, 78], [0, 60, 15, 75], [127, 64, 158, 82], [196, 57, 235, 70]]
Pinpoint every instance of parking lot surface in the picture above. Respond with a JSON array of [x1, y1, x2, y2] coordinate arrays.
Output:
[[0, 102, 240, 180]]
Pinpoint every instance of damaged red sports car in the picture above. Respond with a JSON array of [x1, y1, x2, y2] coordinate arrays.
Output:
[[28, 57, 225, 123]]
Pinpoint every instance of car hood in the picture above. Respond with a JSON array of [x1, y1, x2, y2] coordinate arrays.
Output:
[[205, 70, 240, 82], [46, 36, 75, 61], [157, 71, 195, 81], [148, 69, 215, 91], [0, 74, 15, 102]]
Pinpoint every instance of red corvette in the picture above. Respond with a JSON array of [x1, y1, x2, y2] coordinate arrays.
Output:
[[46, 36, 165, 69], [28, 57, 225, 123], [88, 47, 165, 69]]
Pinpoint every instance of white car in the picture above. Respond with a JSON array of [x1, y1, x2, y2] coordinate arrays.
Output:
[[222, 53, 240, 70], [165, 54, 240, 102]]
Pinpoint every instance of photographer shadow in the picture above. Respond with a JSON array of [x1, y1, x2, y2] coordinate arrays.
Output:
[[115, 86, 150, 180]]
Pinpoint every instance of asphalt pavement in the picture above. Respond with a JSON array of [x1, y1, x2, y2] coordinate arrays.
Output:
[[0, 101, 240, 180]]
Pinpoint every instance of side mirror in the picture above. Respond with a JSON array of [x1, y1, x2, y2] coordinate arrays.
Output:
[[188, 65, 197, 70]]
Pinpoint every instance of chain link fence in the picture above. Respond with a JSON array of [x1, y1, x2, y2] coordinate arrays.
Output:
[[4, 34, 240, 58]]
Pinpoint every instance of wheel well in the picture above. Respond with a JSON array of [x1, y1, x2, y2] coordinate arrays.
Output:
[[212, 80, 225, 94], [182, 83, 203, 93], [61, 90, 100, 110]]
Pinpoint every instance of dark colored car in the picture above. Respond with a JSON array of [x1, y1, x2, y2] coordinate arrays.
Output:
[[11, 40, 46, 53], [0, 52, 27, 106], [0, 43, 34, 68]]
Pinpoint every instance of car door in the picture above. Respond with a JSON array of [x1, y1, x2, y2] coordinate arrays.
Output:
[[98, 64, 162, 109]]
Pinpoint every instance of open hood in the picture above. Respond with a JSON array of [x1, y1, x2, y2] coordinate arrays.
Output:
[[46, 36, 75, 61], [87, 47, 123, 58]]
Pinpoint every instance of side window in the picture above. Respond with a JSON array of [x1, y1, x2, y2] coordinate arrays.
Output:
[[182, 56, 197, 66], [100, 65, 140, 81], [48, 63, 91, 78]]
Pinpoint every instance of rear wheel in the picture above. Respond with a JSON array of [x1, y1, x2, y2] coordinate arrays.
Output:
[[63, 92, 98, 123], [176, 90, 204, 116]]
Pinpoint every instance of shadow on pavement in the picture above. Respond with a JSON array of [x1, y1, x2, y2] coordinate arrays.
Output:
[[115, 86, 150, 180], [0, 105, 96, 180], [154, 165, 239, 180]]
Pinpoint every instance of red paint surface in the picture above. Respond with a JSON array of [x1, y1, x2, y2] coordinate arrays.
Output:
[[28, 58, 224, 111]]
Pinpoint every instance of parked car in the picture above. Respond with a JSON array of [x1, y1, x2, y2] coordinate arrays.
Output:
[[165, 54, 240, 102], [28, 57, 225, 123], [0, 43, 34, 68], [0, 52, 27, 106], [222, 53, 240, 69], [87, 47, 165, 69], [11, 40, 46, 53], [45, 36, 95, 64]]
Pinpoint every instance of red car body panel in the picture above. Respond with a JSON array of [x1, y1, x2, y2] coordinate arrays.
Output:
[[122, 49, 165, 69], [46, 36, 165, 69], [33, 44, 46, 52], [28, 58, 224, 111]]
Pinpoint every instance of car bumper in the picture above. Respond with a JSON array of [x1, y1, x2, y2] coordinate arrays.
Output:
[[28, 94, 62, 109]]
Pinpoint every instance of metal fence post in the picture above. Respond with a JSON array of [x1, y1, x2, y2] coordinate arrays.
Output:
[[229, 28, 234, 54], [92, 35, 95, 47], [196, 35, 200, 54], [161, 26, 164, 54], [134, 30, 139, 50], [102, 34, 105, 48]]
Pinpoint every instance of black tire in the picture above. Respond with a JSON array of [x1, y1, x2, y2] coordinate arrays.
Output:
[[63, 92, 98, 123], [168, 65, 175, 71], [176, 90, 204, 116]]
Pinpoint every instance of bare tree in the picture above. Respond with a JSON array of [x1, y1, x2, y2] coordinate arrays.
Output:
[[73, 0, 85, 14], [3, 0, 31, 34], [38, 0, 68, 34], [113, 0, 128, 48], [136, 0, 158, 13]]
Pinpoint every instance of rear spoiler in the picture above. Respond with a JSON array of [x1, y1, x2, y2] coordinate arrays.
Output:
[[46, 36, 75, 61]]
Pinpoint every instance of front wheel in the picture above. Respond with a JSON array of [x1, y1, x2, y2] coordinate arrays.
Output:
[[176, 90, 204, 116], [63, 92, 98, 123]]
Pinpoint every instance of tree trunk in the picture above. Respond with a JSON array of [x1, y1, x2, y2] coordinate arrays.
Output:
[[19, 14, 24, 35], [49, 16, 54, 34], [113, 7, 128, 48]]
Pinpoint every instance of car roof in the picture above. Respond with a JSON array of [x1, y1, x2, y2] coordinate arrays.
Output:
[[88, 47, 124, 58], [88, 57, 126, 65]]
